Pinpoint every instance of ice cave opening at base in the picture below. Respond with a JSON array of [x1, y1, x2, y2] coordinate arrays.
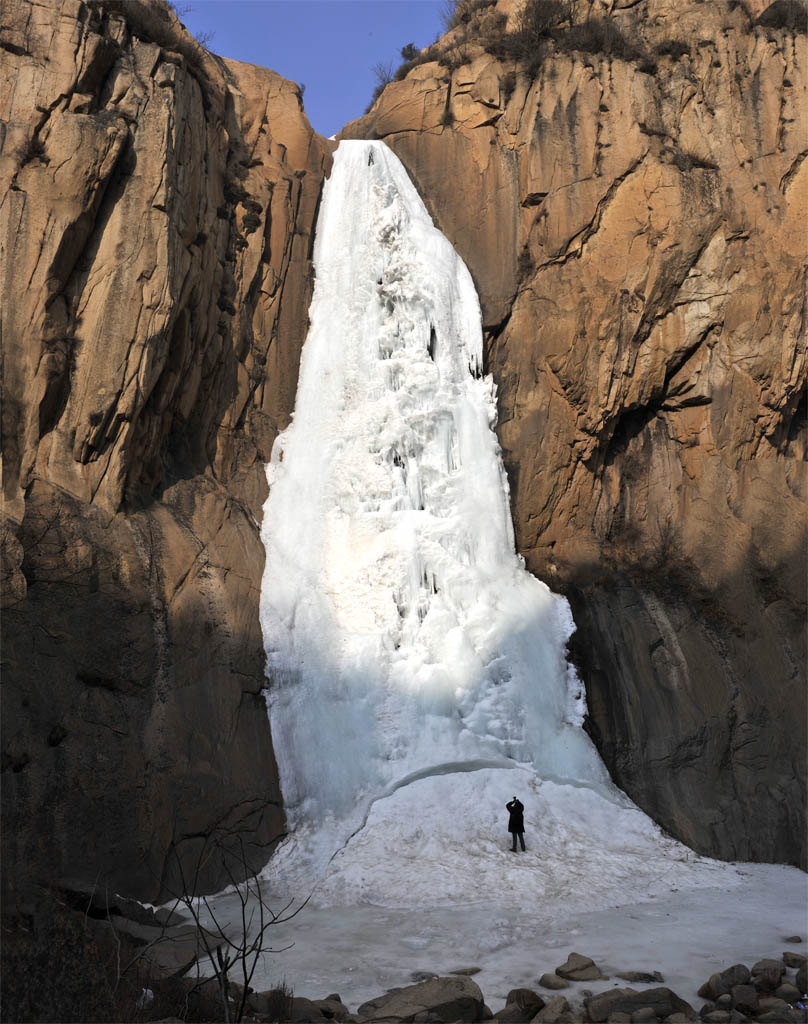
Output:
[[257, 140, 755, 911]]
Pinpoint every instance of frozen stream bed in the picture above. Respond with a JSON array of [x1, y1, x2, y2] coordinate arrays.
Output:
[[200, 861, 806, 1014]]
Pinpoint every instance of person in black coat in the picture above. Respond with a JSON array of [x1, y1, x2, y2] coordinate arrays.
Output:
[[506, 796, 525, 852]]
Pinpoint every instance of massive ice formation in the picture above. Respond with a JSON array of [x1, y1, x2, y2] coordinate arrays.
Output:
[[259, 140, 613, 892]]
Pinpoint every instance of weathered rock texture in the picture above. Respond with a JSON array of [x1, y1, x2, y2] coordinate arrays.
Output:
[[1, 0, 331, 899], [344, 0, 807, 866]]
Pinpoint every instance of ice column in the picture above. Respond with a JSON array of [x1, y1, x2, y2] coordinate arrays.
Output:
[[260, 140, 608, 830]]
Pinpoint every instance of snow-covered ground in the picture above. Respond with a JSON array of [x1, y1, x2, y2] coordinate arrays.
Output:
[[205, 867, 805, 1013], [210, 138, 808, 1013]]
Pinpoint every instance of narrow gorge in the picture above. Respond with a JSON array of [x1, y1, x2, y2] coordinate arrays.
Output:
[[1, 0, 805, 929]]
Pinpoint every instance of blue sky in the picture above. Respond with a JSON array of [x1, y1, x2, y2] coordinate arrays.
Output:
[[177, 1, 446, 138]]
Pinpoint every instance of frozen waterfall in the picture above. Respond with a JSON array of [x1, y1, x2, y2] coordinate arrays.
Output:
[[259, 140, 626, 902]]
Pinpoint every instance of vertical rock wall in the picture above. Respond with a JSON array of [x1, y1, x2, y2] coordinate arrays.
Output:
[[344, 0, 807, 866], [1, 0, 331, 900]]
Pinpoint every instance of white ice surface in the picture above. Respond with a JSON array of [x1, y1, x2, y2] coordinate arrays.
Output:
[[197, 863, 806, 1014], [259, 138, 613, 890], [239, 138, 808, 1011]]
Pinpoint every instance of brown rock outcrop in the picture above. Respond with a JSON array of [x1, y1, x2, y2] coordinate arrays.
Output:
[[1, 0, 331, 899], [344, 0, 807, 865]]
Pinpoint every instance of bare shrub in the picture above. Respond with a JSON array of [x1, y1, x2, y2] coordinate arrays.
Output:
[[655, 39, 691, 60], [560, 18, 645, 62], [502, 69, 518, 103], [155, 833, 309, 1024], [756, 0, 808, 32], [443, 0, 497, 31], [16, 135, 47, 166]]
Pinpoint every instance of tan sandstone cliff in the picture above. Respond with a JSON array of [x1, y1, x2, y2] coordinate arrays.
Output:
[[344, 0, 807, 865], [1, 0, 331, 899], [1, 0, 805, 908]]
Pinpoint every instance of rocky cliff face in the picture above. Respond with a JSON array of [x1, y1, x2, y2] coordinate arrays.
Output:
[[1, 0, 331, 899], [2, 0, 804, 905], [344, 0, 807, 866]]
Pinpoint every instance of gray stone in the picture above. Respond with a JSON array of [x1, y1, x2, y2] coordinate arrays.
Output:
[[586, 988, 694, 1023], [494, 1007, 530, 1023], [617, 972, 665, 984], [533, 996, 570, 1023], [797, 963, 808, 994], [450, 968, 482, 976], [357, 976, 485, 1022], [758, 996, 792, 1016], [778, 983, 802, 1003], [785, 953, 808, 968], [785, 937, 803, 944], [698, 966, 751, 1001], [630, 1010, 657, 1023], [699, 1003, 716, 1019], [752, 959, 785, 978], [730, 984, 758, 1016], [313, 998, 351, 1020], [504, 988, 544, 1018], [701, 1014, 730, 1024], [715, 995, 732, 1009], [607, 1014, 632, 1023], [753, 967, 785, 992], [538, 974, 569, 991], [289, 996, 330, 1021], [664, 1015, 690, 1023], [555, 952, 604, 981]]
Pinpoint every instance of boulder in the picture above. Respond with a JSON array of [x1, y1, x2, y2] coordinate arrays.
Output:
[[700, 1014, 730, 1024], [778, 983, 802, 1003], [758, 996, 793, 1016], [312, 998, 352, 1020], [698, 967, 751, 1001], [539, 974, 570, 991], [630, 1010, 657, 1023], [729, 985, 757, 1016], [785, 953, 808, 968], [617, 973, 666, 985], [289, 997, 331, 1021], [715, 996, 732, 1009], [586, 988, 694, 1022], [533, 996, 571, 1023], [797, 963, 808, 994], [785, 937, 804, 944], [495, 988, 544, 1021], [555, 952, 604, 981], [751, 959, 784, 979], [357, 976, 486, 1022], [753, 967, 785, 993]]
